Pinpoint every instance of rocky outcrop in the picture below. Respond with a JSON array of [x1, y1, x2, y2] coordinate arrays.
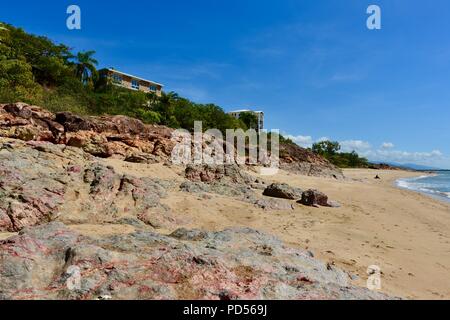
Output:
[[280, 142, 344, 179], [185, 164, 256, 185], [0, 222, 391, 300], [182, 165, 296, 210], [0, 138, 176, 232], [1, 103, 344, 179], [0, 103, 175, 163], [263, 183, 303, 200]]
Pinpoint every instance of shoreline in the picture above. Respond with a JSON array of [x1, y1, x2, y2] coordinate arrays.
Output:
[[247, 168, 450, 299], [395, 173, 450, 204]]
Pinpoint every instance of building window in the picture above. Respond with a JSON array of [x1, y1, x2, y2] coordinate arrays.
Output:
[[112, 74, 122, 84], [149, 85, 157, 92], [131, 79, 140, 90]]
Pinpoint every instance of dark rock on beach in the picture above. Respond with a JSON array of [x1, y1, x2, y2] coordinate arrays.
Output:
[[298, 189, 336, 208]]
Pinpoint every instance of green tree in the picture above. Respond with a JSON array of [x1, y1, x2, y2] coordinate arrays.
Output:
[[312, 140, 341, 156], [311, 140, 369, 168], [0, 58, 43, 104], [4, 24, 73, 86]]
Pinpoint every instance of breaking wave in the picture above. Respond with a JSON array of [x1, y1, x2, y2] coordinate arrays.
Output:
[[396, 173, 450, 202]]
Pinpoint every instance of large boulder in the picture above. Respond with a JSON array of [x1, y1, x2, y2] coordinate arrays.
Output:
[[0, 103, 65, 143], [55, 112, 95, 132], [298, 189, 335, 207], [263, 183, 303, 200]]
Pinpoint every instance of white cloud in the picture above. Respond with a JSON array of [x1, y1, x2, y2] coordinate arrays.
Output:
[[367, 149, 444, 163], [340, 140, 372, 153], [283, 135, 337, 148], [283, 132, 449, 168], [284, 134, 314, 148], [381, 142, 395, 149]]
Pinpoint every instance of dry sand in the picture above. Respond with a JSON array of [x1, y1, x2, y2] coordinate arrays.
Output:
[[159, 167, 450, 299]]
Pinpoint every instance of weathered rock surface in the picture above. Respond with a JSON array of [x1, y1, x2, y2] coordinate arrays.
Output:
[[0, 222, 391, 300], [298, 189, 336, 208], [185, 164, 255, 185], [181, 165, 295, 211], [180, 180, 252, 198], [280, 142, 344, 179], [0, 138, 176, 232], [244, 196, 295, 211], [263, 183, 303, 200], [0, 103, 175, 163], [1, 103, 344, 179]]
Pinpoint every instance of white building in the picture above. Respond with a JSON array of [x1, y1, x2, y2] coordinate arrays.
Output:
[[228, 109, 264, 132]]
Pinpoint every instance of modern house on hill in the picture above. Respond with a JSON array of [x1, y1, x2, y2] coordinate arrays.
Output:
[[228, 109, 264, 132], [98, 68, 164, 96]]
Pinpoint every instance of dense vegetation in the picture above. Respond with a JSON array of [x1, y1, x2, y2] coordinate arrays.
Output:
[[0, 23, 246, 132], [311, 140, 369, 168]]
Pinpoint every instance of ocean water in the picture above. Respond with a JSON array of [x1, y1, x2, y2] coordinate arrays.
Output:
[[397, 172, 450, 202]]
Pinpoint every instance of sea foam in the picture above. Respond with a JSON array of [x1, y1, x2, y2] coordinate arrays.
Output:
[[396, 173, 450, 202]]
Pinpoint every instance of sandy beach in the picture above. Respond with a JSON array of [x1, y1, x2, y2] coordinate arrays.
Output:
[[72, 161, 449, 299], [5, 157, 449, 299]]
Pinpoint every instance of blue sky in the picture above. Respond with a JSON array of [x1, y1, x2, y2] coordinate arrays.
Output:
[[2, 0, 450, 168]]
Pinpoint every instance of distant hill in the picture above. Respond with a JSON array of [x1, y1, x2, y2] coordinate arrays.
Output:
[[373, 162, 442, 171]]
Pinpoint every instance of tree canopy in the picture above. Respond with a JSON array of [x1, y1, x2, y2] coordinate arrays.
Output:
[[312, 140, 341, 156], [312, 140, 369, 168]]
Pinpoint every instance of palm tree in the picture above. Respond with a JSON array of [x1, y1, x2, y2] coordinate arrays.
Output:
[[159, 91, 179, 104], [74, 50, 98, 84]]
